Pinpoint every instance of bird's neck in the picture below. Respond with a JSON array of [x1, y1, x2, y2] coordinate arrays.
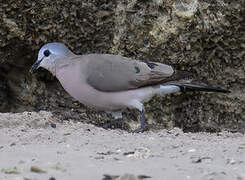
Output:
[[51, 54, 77, 76]]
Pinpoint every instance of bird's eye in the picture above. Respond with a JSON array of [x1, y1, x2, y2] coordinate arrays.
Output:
[[44, 50, 51, 57]]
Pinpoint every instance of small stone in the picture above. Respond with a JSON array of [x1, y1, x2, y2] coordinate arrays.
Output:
[[2, 166, 19, 174], [103, 173, 151, 180], [10, 142, 16, 146], [226, 158, 236, 165], [51, 162, 67, 172], [30, 166, 47, 173], [125, 147, 151, 159], [188, 149, 196, 152], [50, 123, 56, 128], [191, 156, 212, 163], [63, 132, 71, 136]]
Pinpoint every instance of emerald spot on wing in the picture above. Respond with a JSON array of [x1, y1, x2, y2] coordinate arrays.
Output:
[[135, 66, 140, 73]]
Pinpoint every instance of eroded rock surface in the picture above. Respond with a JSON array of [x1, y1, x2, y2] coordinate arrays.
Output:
[[0, 0, 244, 132]]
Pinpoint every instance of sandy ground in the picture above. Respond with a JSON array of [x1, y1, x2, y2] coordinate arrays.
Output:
[[0, 111, 245, 180]]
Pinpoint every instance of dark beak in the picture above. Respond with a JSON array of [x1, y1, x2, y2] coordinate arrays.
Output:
[[30, 58, 43, 73]]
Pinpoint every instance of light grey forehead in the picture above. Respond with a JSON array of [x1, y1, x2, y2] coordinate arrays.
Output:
[[39, 42, 70, 54]]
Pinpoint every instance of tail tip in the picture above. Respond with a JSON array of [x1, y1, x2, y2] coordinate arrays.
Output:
[[221, 89, 231, 93]]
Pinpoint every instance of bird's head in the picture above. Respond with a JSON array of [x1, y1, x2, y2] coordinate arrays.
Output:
[[30, 42, 73, 74]]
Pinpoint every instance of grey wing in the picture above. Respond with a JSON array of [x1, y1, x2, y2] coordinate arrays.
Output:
[[85, 54, 175, 92]]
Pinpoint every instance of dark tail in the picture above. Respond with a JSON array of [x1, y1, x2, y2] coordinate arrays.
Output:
[[169, 82, 230, 93]]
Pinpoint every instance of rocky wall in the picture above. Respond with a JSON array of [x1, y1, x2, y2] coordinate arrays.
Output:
[[0, 0, 244, 132]]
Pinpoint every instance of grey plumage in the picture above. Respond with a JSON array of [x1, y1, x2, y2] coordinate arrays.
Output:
[[30, 42, 230, 132]]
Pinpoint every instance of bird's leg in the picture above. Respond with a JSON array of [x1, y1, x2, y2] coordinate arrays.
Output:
[[126, 100, 149, 133], [132, 108, 148, 133], [140, 108, 146, 130]]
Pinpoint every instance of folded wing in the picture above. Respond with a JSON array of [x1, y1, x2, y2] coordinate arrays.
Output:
[[85, 54, 178, 92]]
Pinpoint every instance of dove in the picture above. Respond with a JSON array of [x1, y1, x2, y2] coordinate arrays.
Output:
[[30, 42, 230, 132]]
